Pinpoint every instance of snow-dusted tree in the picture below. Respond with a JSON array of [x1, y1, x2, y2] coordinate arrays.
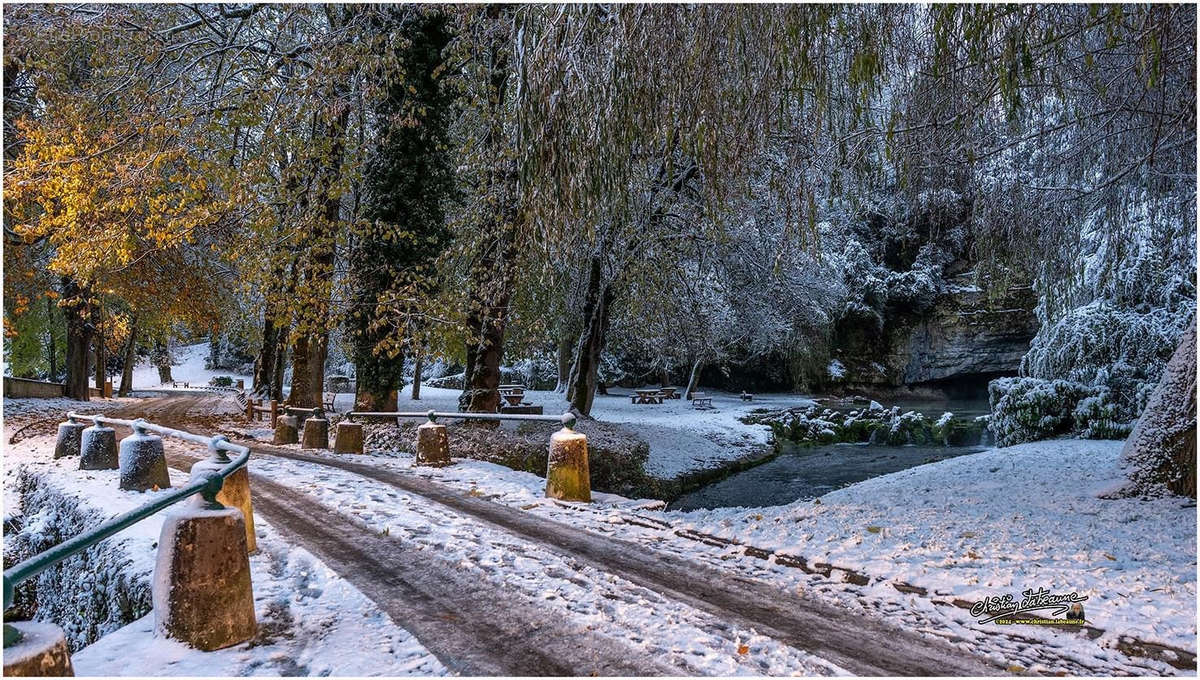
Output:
[[1117, 318, 1196, 498]]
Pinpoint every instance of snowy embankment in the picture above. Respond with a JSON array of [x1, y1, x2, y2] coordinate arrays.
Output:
[[674, 439, 1197, 655], [2, 434, 444, 676], [228, 419, 1193, 674], [339, 384, 814, 481], [130, 342, 253, 391]]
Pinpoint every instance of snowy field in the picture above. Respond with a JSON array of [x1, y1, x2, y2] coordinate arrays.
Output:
[[674, 439, 1197, 654], [3, 434, 444, 676], [332, 384, 815, 479], [130, 342, 253, 391], [233, 430, 1194, 674]]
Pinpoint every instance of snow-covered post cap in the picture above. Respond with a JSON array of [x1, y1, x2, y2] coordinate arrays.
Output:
[[560, 412, 577, 430], [208, 435, 231, 464]]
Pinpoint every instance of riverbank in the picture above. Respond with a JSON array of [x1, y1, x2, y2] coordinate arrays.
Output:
[[328, 385, 814, 501]]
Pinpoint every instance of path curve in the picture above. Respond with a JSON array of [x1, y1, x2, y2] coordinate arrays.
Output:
[[110, 393, 1001, 676]]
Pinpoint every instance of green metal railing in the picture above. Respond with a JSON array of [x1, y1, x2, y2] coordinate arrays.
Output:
[[345, 409, 577, 429], [2, 414, 250, 647]]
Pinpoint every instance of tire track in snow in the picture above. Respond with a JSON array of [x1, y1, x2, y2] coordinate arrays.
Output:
[[114, 394, 999, 676]]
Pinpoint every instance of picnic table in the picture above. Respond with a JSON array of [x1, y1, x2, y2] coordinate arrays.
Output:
[[631, 389, 664, 405], [659, 387, 679, 399], [502, 392, 526, 407]]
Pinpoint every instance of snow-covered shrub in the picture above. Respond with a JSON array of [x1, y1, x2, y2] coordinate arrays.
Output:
[[987, 377, 1097, 446], [510, 354, 557, 390], [1072, 392, 1134, 440], [1022, 300, 1190, 422], [3, 469, 152, 650], [425, 372, 466, 389]]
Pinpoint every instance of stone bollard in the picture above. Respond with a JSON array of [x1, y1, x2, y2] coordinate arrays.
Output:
[[273, 414, 299, 445], [190, 437, 256, 553], [118, 420, 171, 491], [301, 412, 329, 450], [2, 621, 74, 676], [153, 480, 256, 651], [79, 419, 118, 470], [545, 414, 590, 502], [53, 417, 85, 459], [334, 421, 364, 454], [415, 412, 450, 466]]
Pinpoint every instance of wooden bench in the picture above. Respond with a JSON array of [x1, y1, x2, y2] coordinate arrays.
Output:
[[740, 392, 754, 401], [691, 392, 713, 409]]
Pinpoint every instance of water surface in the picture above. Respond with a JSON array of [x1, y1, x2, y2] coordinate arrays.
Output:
[[669, 441, 984, 511]]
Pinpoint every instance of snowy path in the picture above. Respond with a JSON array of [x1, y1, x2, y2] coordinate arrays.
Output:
[[112, 393, 997, 676]]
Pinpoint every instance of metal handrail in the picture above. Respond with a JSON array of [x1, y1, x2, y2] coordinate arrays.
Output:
[[346, 409, 577, 429], [2, 413, 250, 646]]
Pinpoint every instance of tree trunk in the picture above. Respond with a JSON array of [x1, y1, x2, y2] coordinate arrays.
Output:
[[254, 314, 279, 396], [209, 334, 220, 370], [566, 256, 614, 416], [684, 358, 703, 400], [555, 334, 572, 393], [154, 340, 173, 384], [289, 335, 315, 407], [118, 315, 138, 396], [1119, 317, 1197, 497], [660, 366, 670, 388], [62, 279, 93, 401], [94, 333, 105, 389], [271, 336, 286, 401], [412, 355, 423, 400], [46, 296, 58, 382]]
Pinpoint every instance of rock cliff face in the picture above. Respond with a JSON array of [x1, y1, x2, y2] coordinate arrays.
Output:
[[838, 278, 1038, 395]]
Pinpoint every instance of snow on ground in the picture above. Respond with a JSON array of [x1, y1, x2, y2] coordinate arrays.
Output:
[[673, 439, 1197, 653], [332, 384, 815, 480], [265, 431, 1193, 675], [131, 342, 252, 391], [197, 442, 845, 676], [3, 396, 156, 422], [3, 435, 444, 677]]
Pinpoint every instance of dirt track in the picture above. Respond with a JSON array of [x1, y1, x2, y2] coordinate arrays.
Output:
[[106, 393, 1001, 676]]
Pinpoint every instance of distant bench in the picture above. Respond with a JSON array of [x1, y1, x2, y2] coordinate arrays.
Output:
[[691, 392, 713, 409]]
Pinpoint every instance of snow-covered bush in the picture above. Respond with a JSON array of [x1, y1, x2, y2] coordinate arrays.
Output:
[[3, 469, 152, 650], [1072, 392, 1134, 440], [987, 377, 1098, 446], [1023, 300, 1189, 422]]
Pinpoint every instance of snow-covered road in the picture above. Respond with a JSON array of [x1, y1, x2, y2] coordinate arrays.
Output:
[[7, 392, 1192, 676]]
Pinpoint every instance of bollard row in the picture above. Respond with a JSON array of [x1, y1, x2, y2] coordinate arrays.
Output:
[[9, 412, 261, 669], [342, 410, 591, 502]]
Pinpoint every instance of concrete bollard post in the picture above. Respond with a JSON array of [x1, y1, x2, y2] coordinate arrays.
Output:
[[334, 421, 364, 454], [152, 485, 256, 651], [189, 436, 256, 553], [545, 414, 590, 502], [118, 420, 171, 491], [79, 418, 118, 470], [2, 621, 74, 676], [415, 412, 450, 466], [53, 417, 85, 459], [273, 414, 299, 445], [301, 413, 329, 450]]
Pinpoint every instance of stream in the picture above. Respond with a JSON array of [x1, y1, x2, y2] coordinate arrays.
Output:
[[668, 396, 991, 511]]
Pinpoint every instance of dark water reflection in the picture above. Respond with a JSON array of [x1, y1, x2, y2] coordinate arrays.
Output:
[[668, 441, 985, 511]]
